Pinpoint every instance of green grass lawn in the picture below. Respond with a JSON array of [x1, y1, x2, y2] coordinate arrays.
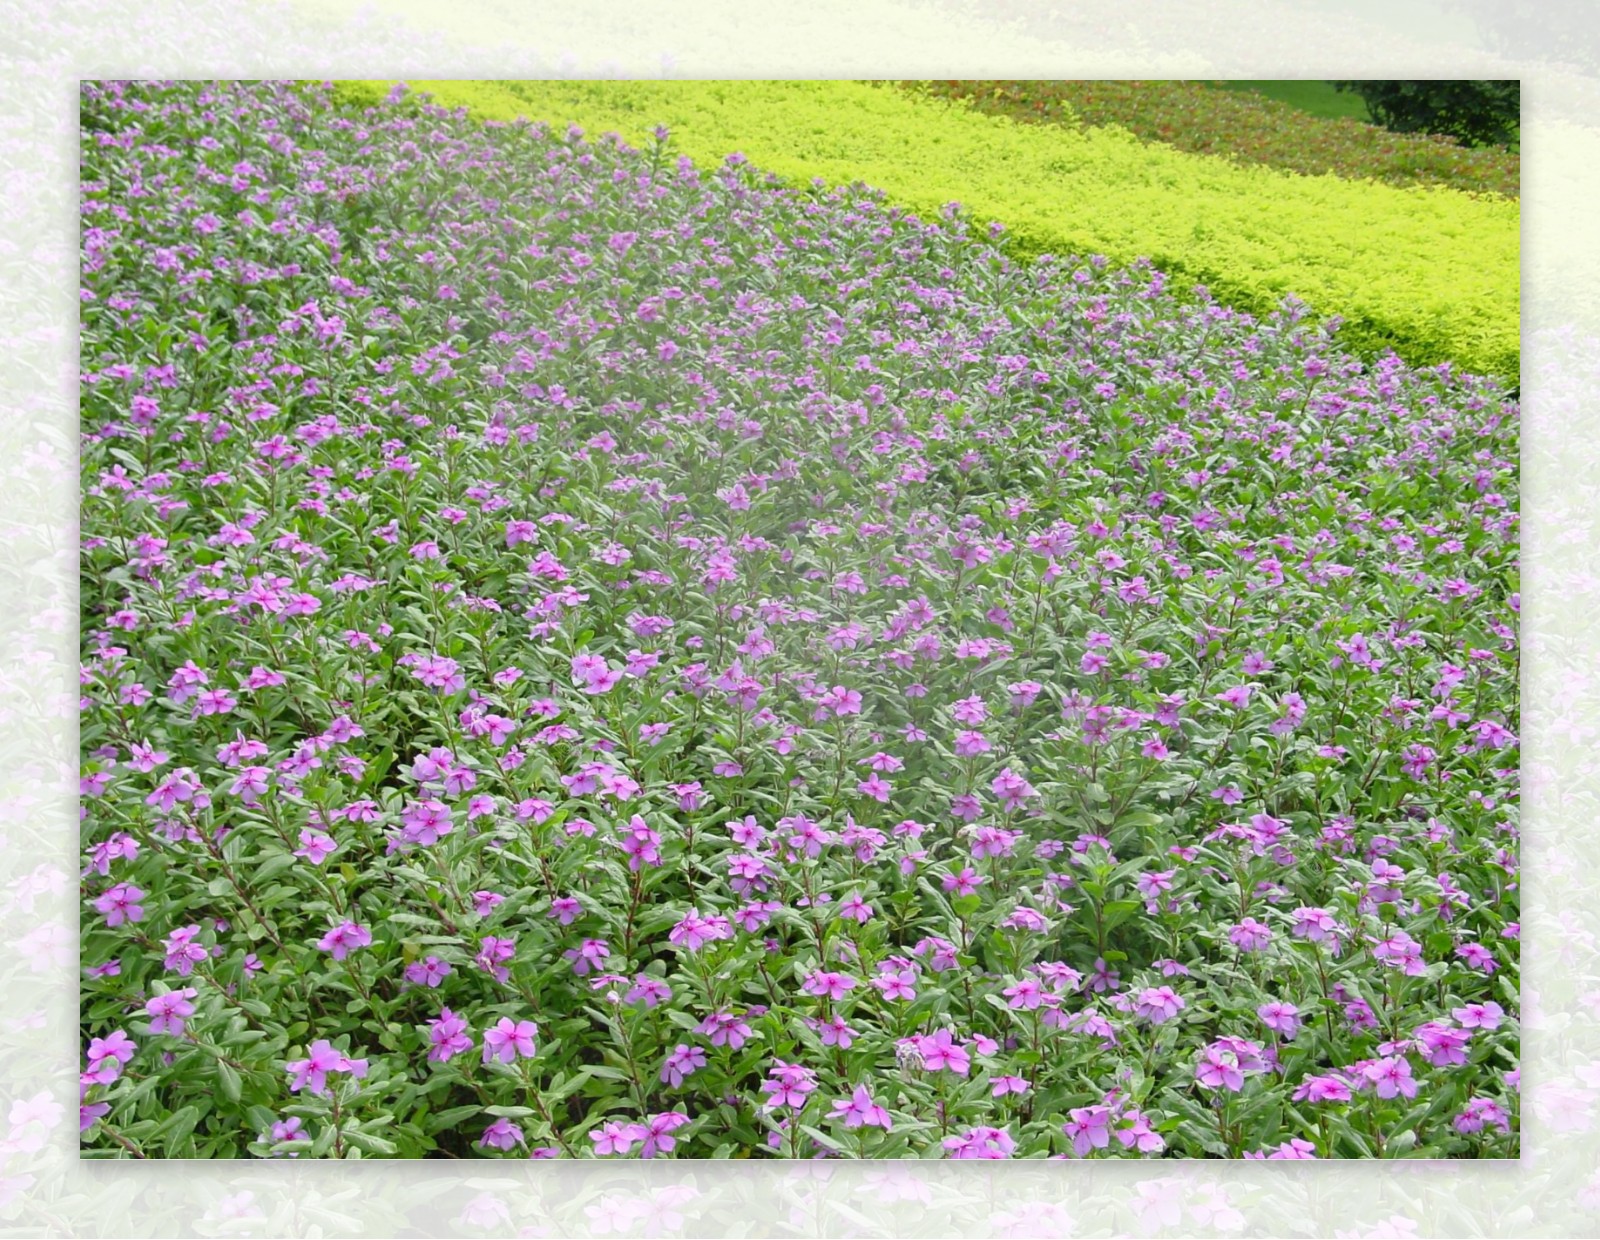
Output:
[[1210, 80, 1519, 149], [1207, 80, 1371, 122]]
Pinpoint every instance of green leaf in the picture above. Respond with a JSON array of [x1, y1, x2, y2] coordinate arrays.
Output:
[[153, 1105, 202, 1150], [1100, 900, 1143, 934], [341, 1128, 398, 1155], [309, 1124, 338, 1158], [253, 853, 297, 884], [428, 1105, 484, 1131], [215, 1059, 242, 1104]]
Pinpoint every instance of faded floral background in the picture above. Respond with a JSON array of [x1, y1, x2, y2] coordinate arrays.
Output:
[[3, 0, 1595, 1233]]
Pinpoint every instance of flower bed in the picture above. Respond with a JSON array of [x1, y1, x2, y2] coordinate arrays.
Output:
[[80, 79, 1518, 1159]]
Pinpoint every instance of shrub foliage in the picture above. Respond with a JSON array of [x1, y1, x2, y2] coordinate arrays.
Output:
[[904, 80, 1519, 198], [1332, 81, 1520, 149]]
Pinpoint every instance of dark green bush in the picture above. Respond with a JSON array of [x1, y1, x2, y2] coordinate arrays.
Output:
[[1331, 81, 1520, 148]]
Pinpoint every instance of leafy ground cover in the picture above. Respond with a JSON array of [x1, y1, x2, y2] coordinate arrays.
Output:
[[332, 79, 1520, 380], [80, 79, 1519, 1160], [904, 81, 1519, 198]]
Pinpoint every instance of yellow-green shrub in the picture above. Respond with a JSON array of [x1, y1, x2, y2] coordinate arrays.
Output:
[[332, 79, 1518, 378]]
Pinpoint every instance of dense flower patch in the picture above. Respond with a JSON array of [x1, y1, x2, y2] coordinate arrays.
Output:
[[331, 79, 1520, 380], [80, 79, 1518, 1160], [903, 81, 1520, 199]]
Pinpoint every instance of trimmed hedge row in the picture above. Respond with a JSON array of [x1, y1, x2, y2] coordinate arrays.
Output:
[[904, 80, 1520, 198], [332, 79, 1519, 378]]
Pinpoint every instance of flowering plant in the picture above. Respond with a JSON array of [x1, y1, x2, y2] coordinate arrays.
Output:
[[79, 79, 1517, 1159]]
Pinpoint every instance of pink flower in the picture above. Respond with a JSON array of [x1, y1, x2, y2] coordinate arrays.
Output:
[[1415, 1021, 1472, 1067], [398, 798, 453, 847], [1453, 1000, 1505, 1030], [1372, 930, 1426, 976], [405, 956, 453, 988], [698, 1010, 753, 1050], [1293, 1074, 1354, 1104], [475, 935, 517, 984], [83, 1030, 136, 1084], [1063, 1105, 1113, 1156], [1361, 1055, 1418, 1100], [819, 685, 863, 716], [856, 772, 893, 802], [481, 1018, 538, 1065], [669, 910, 734, 952], [626, 975, 672, 1008], [759, 1059, 818, 1111], [479, 1117, 525, 1151], [590, 1120, 650, 1155], [1115, 1109, 1166, 1154], [659, 1044, 706, 1088], [801, 970, 857, 1001], [837, 892, 874, 923], [1257, 1001, 1302, 1039], [93, 883, 144, 927], [316, 920, 372, 961], [949, 793, 984, 821], [990, 767, 1038, 810], [286, 1039, 368, 1096], [943, 1125, 1015, 1159], [1133, 986, 1185, 1024], [145, 989, 198, 1036], [563, 938, 611, 975], [815, 1014, 857, 1048], [1004, 978, 1043, 1010], [640, 1111, 689, 1157], [1216, 684, 1254, 708], [911, 1030, 970, 1075], [1246, 1137, 1317, 1159], [873, 966, 919, 1002], [1007, 681, 1042, 709], [953, 730, 991, 758], [1290, 906, 1339, 943], [161, 925, 210, 976], [293, 829, 338, 865], [425, 1009, 473, 1063], [1229, 917, 1273, 952], [1195, 1037, 1266, 1092], [952, 695, 988, 725], [830, 1084, 893, 1130], [1455, 1097, 1511, 1134], [547, 895, 583, 925]]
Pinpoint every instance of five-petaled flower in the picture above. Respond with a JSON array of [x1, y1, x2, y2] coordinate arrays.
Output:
[[286, 1039, 368, 1096], [481, 1017, 538, 1065], [830, 1084, 893, 1130], [145, 988, 198, 1036], [316, 920, 373, 961]]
